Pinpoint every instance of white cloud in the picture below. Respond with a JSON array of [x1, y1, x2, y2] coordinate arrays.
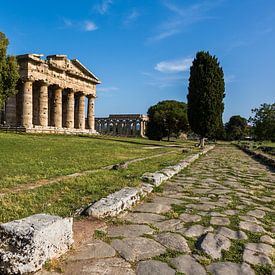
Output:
[[124, 9, 140, 26], [84, 21, 98, 31], [97, 86, 118, 92], [155, 58, 193, 73], [95, 0, 113, 15]]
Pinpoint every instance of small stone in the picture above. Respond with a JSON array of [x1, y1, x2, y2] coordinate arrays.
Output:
[[170, 255, 206, 275], [155, 232, 190, 253], [154, 219, 183, 232], [182, 224, 214, 238], [107, 224, 154, 238], [210, 217, 230, 226], [198, 233, 231, 259], [111, 237, 166, 262], [217, 227, 247, 240], [134, 203, 171, 214], [243, 248, 272, 265], [260, 235, 275, 245], [179, 213, 201, 223], [68, 240, 115, 261], [123, 212, 165, 224], [247, 209, 266, 219], [136, 260, 175, 275], [239, 221, 266, 233], [207, 262, 255, 275]]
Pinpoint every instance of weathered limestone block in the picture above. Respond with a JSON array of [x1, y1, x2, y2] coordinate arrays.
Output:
[[161, 168, 177, 178], [141, 172, 168, 187], [0, 214, 73, 275], [85, 187, 142, 218]]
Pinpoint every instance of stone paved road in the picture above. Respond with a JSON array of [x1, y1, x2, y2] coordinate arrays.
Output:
[[43, 145, 275, 275]]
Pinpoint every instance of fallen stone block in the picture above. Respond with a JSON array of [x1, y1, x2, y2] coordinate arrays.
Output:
[[85, 187, 142, 218], [0, 214, 73, 275]]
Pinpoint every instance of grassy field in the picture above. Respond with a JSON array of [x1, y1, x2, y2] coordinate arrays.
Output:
[[0, 133, 197, 223]]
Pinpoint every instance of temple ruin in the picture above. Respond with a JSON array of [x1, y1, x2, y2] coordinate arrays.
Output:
[[95, 114, 148, 137], [0, 54, 100, 134]]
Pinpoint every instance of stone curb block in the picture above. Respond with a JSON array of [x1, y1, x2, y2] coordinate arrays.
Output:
[[85, 145, 215, 218], [0, 214, 73, 275]]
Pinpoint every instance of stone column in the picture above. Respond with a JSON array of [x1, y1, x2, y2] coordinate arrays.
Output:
[[22, 80, 33, 128], [87, 95, 95, 130], [53, 86, 62, 128], [78, 93, 85, 130], [39, 82, 49, 127], [66, 91, 74, 128], [5, 96, 17, 126]]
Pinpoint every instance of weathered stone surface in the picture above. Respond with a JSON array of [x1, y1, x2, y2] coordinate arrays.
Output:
[[243, 248, 272, 265], [245, 242, 274, 256], [182, 225, 214, 238], [170, 255, 206, 275], [123, 212, 166, 224], [107, 224, 154, 238], [198, 233, 231, 259], [85, 187, 142, 218], [207, 262, 255, 275], [154, 219, 183, 232], [217, 227, 247, 240], [0, 214, 73, 274], [239, 221, 266, 233], [141, 172, 168, 187], [155, 232, 190, 253], [111, 237, 166, 262], [134, 202, 171, 214], [136, 260, 175, 275], [224, 210, 238, 215], [161, 168, 177, 178], [67, 240, 115, 261], [210, 217, 230, 226], [179, 213, 201, 223], [80, 257, 135, 275], [260, 235, 275, 245], [247, 209, 266, 219], [186, 203, 216, 211]]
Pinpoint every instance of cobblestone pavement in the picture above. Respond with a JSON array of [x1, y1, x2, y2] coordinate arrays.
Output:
[[47, 145, 275, 275]]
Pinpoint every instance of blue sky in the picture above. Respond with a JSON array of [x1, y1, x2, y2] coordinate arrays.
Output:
[[1, 0, 274, 122]]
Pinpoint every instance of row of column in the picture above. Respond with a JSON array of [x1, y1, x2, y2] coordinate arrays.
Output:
[[21, 80, 95, 130]]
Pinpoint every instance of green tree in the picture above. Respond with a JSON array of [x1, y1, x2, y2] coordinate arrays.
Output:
[[187, 51, 225, 147], [249, 103, 275, 141], [0, 32, 20, 108], [225, 115, 248, 140], [146, 100, 189, 141]]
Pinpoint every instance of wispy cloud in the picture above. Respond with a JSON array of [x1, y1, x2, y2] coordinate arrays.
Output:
[[155, 58, 193, 73], [84, 21, 98, 31], [95, 0, 113, 15], [224, 74, 236, 84], [148, 0, 224, 42], [97, 86, 118, 92], [123, 9, 140, 26], [60, 18, 98, 32]]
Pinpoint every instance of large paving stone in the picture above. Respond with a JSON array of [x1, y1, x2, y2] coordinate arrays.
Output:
[[239, 221, 266, 233], [136, 260, 175, 275], [154, 232, 190, 253], [134, 202, 171, 214], [207, 262, 255, 275], [80, 257, 135, 275], [0, 214, 73, 274], [210, 217, 230, 226], [245, 242, 274, 256], [123, 212, 165, 224], [243, 248, 272, 265], [217, 227, 247, 240], [170, 255, 206, 275], [247, 209, 266, 219], [179, 213, 201, 223], [67, 240, 115, 261], [181, 224, 214, 238], [260, 235, 275, 245], [198, 233, 231, 259], [154, 219, 183, 232], [111, 237, 166, 262], [107, 224, 154, 238]]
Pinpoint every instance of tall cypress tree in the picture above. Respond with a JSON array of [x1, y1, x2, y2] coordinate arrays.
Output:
[[187, 51, 225, 147], [0, 32, 20, 109]]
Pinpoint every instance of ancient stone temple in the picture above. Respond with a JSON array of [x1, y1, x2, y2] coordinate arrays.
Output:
[[0, 54, 100, 134], [95, 114, 149, 137]]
